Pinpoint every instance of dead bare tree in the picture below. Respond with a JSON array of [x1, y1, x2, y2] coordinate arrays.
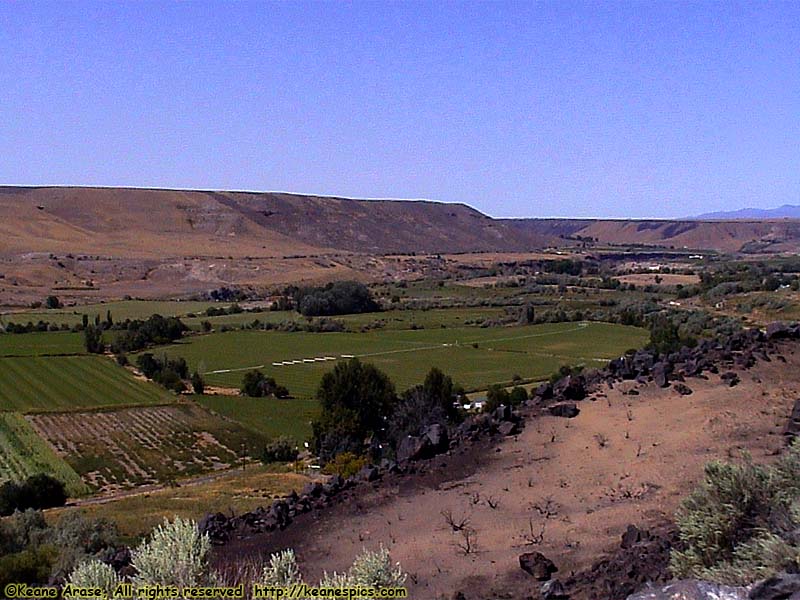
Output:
[[522, 518, 546, 546], [485, 495, 499, 509], [456, 528, 477, 555], [441, 510, 470, 532]]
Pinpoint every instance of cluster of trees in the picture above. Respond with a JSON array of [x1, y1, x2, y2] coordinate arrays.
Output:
[[311, 360, 465, 461], [482, 384, 528, 413], [203, 303, 244, 317], [0, 475, 67, 517], [109, 315, 187, 354], [290, 281, 380, 317], [135, 353, 202, 394], [241, 370, 289, 398]]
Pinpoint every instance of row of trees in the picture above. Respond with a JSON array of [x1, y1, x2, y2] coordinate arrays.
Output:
[[311, 360, 465, 461], [83, 314, 187, 354]]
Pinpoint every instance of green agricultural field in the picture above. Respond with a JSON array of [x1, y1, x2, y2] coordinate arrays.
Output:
[[183, 306, 510, 331], [0, 412, 88, 496], [195, 395, 320, 442], [0, 331, 85, 356], [150, 321, 648, 399], [0, 356, 172, 412], [1, 300, 222, 328]]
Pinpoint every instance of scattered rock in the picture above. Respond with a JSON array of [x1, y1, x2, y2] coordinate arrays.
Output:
[[541, 579, 569, 599], [498, 421, 520, 436], [626, 580, 747, 600], [620, 524, 642, 549], [673, 383, 693, 395]]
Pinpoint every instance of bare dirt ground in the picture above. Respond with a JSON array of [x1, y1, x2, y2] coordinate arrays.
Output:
[[218, 348, 799, 599], [616, 273, 700, 287]]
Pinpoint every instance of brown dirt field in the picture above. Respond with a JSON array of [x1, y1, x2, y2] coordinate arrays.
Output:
[[616, 273, 700, 287], [218, 348, 800, 599]]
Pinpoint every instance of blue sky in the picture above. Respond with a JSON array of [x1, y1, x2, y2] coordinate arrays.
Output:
[[0, 1, 797, 218]]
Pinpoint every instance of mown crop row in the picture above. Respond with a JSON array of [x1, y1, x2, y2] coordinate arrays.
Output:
[[0, 355, 171, 412], [0, 412, 88, 496]]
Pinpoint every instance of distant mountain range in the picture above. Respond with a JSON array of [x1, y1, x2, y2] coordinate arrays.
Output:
[[692, 205, 800, 220]]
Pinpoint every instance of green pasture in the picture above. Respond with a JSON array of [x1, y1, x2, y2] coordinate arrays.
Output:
[[0, 356, 172, 412], [183, 306, 511, 331], [194, 395, 319, 442], [0, 331, 85, 356], [0, 412, 88, 496], [1, 300, 222, 328], [149, 321, 648, 399]]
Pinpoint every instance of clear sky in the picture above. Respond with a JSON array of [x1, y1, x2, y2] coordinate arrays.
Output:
[[1, 2, 797, 218]]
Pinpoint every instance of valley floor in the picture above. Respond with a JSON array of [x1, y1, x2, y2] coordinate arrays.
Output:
[[217, 345, 800, 599]]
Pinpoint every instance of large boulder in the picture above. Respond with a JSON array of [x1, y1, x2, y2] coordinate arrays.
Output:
[[766, 322, 791, 340], [397, 434, 432, 464], [626, 580, 747, 600], [749, 572, 800, 599], [652, 362, 670, 388], [554, 375, 587, 401], [549, 402, 580, 418], [519, 551, 558, 581], [534, 382, 554, 401], [423, 423, 449, 454]]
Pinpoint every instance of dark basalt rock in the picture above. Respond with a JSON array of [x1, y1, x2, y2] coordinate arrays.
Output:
[[549, 402, 580, 418], [785, 399, 800, 444], [519, 551, 558, 581], [748, 572, 800, 599]]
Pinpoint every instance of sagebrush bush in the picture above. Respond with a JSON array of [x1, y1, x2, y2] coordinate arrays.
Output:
[[670, 441, 800, 584], [68, 560, 120, 596], [258, 546, 406, 591], [261, 549, 302, 586], [131, 517, 211, 587], [320, 452, 367, 479]]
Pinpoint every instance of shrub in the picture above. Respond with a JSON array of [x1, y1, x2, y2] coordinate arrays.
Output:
[[0, 474, 67, 516], [259, 546, 406, 592], [261, 437, 298, 464], [483, 384, 510, 414], [0, 545, 57, 587], [670, 441, 800, 585], [321, 546, 407, 589], [68, 560, 120, 596], [261, 549, 302, 586], [321, 452, 367, 479], [131, 517, 211, 587], [509, 386, 528, 407]]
